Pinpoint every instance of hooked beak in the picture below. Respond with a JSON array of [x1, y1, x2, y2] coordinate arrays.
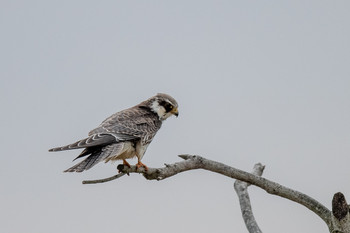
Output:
[[172, 107, 179, 117]]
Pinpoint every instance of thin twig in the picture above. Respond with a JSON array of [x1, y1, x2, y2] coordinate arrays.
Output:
[[83, 173, 126, 184]]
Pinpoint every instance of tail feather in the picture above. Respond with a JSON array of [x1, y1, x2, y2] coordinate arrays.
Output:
[[64, 143, 124, 173], [64, 151, 102, 172], [49, 134, 115, 152], [72, 148, 93, 161]]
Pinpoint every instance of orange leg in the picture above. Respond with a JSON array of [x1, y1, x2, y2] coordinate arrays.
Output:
[[136, 160, 148, 171], [123, 159, 131, 168]]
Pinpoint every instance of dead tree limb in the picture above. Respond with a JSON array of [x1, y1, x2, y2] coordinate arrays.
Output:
[[234, 163, 265, 233], [82, 154, 349, 232]]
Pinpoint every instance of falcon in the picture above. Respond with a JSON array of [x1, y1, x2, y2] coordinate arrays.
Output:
[[49, 93, 179, 172]]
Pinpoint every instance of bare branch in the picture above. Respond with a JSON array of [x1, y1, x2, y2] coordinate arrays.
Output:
[[234, 163, 265, 233], [82, 154, 332, 226], [82, 173, 126, 184]]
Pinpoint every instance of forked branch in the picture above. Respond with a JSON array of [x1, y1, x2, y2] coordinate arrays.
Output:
[[83, 154, 332, 228], [234, 163, 265, 233]]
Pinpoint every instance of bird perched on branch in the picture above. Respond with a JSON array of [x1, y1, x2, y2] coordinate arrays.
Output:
[[49, 93, 179, 173]]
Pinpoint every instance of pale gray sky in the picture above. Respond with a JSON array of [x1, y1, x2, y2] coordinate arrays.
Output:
[[1, 1, 350, 233]]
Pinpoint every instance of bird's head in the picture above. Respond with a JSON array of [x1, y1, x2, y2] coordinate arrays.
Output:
[[147, 93, 179, 121]]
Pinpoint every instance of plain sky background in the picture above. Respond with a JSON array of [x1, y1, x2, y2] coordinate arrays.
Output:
[[1, 1, 349, 233]]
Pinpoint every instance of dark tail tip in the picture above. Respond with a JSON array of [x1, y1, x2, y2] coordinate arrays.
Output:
[[48, 146, 66, 152], [48, 147, 60, 152]]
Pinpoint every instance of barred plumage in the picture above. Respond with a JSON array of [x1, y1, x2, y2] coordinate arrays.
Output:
[[49, 93, 179, 172]]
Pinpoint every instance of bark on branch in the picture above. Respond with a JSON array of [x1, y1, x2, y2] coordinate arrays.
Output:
[[234, 163, 265, 233], [83, 154, 332, 228], [331, 192, 350, 233]]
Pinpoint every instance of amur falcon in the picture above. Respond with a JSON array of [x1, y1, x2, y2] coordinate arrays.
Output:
[[49, 93, 179, 172]]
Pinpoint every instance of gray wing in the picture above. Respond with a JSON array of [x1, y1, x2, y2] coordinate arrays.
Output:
[[48, 107, 152, 152], [89, 106, 162, 144]]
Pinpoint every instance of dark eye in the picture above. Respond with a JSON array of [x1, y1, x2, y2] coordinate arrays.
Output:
[[161, 101, 173, 112], [165, 103, 173, 112]]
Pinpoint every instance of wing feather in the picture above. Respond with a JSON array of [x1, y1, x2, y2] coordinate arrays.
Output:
[[92, 106, 162, 144]]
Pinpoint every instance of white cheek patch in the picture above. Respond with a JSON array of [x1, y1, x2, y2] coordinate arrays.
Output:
[[158, 107, 166, 119], [151, 101, 166, 119], [150, 100, 175, 120]]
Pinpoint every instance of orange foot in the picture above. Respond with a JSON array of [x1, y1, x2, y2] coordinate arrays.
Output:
[[136, 161, 148, 171]]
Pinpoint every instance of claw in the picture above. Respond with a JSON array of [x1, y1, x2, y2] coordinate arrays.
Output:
[[136, 160, 148, 171]]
